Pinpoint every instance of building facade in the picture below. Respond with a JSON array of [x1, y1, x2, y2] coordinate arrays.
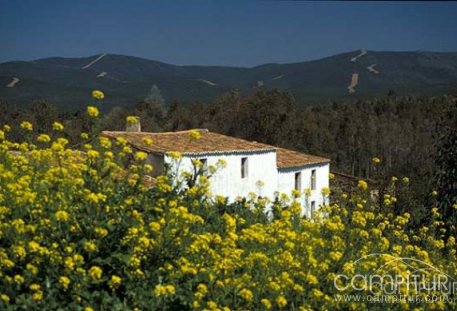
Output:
[[102, 129, 330, 216]]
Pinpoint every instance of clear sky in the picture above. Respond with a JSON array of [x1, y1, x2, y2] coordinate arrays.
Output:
[[1, 0, 457, 66]]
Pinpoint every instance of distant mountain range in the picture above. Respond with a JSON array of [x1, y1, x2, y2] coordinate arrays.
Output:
[[1, 50, 457, 111]]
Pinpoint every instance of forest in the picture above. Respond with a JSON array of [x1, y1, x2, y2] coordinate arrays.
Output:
[[0, 88, 456, 225]]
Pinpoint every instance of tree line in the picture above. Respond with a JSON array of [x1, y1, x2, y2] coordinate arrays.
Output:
[[1, 88, 455, 225]]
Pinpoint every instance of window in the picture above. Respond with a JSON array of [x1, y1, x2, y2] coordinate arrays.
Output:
[[311, 201, 316, 217], [311, 169, 316, 190], [241, 157, 248, 179], [199, 158, 207, 170], [294, 172, 302, 190], [199, 158, 208, 175]]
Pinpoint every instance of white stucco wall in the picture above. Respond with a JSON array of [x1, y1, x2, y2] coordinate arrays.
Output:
[[164, 150, 278, 201], [160, 151, 329, 216], [278, 163, 330, 217]]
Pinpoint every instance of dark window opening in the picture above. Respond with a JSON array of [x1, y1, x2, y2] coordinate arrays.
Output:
[[295, 172, 302, 190], [241, 157, 248, 179]]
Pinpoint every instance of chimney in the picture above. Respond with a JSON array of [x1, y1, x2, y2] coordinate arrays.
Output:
[[126, 116, 141, 132]]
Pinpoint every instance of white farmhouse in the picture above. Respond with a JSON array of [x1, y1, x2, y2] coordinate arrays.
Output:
[[102, 128, 330, 217]]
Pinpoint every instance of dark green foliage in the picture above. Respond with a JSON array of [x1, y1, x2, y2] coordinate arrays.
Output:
[[1, 89, 455, 231], [434, 101, 457, 232]]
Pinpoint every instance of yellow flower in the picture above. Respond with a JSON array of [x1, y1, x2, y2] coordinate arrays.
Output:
[[28, 241, 41, 252], [126, 116, 139, 124], [29, 283, 41, 291], [14, 274, 25, 285], [52, 122, 64, 131], [20, 121, 33, 131], [32, 291, 43, 301], [88, 266, 103, 280], [92, 90, 105, 100], [168, 151, 182, 159], [188, 129, 202, 140], [55, 210, 69, 222], [87, 150, 100, 159], [59, 276, 71, 290], [154, 284, 175, 296], [431, 190, 438, 197], [402, 177, 410, 184], [84, 307, 94, 311], [142, 138, 153, 146], [84, 241, 97, 252], [81, 132, 89, 140], [86, 106, 100, 118], [357, 180, 368, 191], [1, 294, 10, 303], [321, 187, 331, 196], [239, 288, 253, 302], [37, 134, 51, 143], [372, 157, 381, 164], [13, 245, 26, 259], [197, 283, 208, 294], [135, 151, 148, 161], [149, 221, 161, 232], [109, 275, 122, 288], [276, 295, 287, 308], [261, 299, 272, 309], [26, 263, 39, 275]]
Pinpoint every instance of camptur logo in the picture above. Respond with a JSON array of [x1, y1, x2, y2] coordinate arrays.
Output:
[[334, 253, 457, 303]]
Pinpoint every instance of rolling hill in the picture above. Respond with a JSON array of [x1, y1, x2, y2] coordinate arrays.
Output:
[[1, 50, 457, 111]]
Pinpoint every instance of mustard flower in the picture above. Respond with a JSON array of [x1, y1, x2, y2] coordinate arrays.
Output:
[[88, 266, 103, 280], [321, 187, 331, 196], [142, 138, 153, 146], [276, 296, 287, 308], [168, 151, 182, 159], [357, 180, 368, 191], [109, 275, 122, 289], [372, 157, 381, 164], [20, 121, 33, 131], [239, 288, 253, 302], [188, 129, 201, 140], [86, 106, 99, 118], [37, 134, 51, 143], [135, 151, 148, 161], [52, 121, 64, 131], [32, 291, 43, 301], [14, 274, 25, 285], [59, 276, 71, 290], [126, 116, 139, 124], [1, 294, 10, 303], [92, 89, 104, 100], [261, 299, 272, 309], [55, 210, 69, 222], [81, 132, 89, 140]]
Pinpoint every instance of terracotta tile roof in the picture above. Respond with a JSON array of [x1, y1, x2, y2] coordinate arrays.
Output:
[[276, 147, 330, 169], [101, 129, 330, 168], [101, 129, 275, 155]]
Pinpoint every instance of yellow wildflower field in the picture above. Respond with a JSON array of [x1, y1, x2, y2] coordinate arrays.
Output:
[[0, 102, 456, 310]]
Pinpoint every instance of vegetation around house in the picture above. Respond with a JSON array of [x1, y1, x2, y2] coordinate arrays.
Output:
[[0, 92, 456, 310]]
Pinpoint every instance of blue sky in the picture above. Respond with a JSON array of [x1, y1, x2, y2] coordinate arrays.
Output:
[[1, 1, 457, 66]]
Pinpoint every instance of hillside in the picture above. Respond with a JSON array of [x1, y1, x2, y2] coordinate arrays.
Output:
[[1, 50, 457, 110]]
